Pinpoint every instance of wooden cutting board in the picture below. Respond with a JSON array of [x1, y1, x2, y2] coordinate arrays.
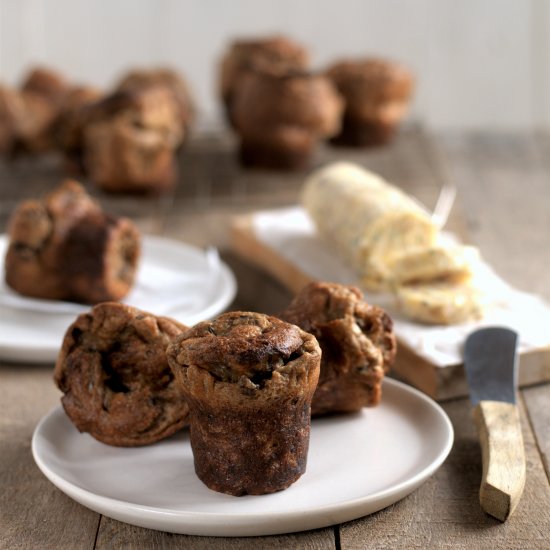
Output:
[[231, 213, 550, 401]]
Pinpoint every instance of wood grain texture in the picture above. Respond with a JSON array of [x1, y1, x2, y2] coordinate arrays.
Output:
[[0, 363, 100, 550], [523, 383, 550, 481], [473, 401, 526, 521], [95, 517, 335, 550], [338, 396, 550, 549]]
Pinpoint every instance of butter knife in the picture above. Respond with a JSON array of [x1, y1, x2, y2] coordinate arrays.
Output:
[[463, 327, 526, 521]]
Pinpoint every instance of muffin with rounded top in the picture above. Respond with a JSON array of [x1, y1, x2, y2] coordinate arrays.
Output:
[[5, 179, 140, 303], [54, 302, 189, 446], [115, 68, 194, 137], [232, 70, 342, 170], [219, 35, 309, 127], [326, 58, 414, 147], [21, 66, 71, 105], [167, 311, 321, 496], [83, 87, 183, 193], [280, 282, 396, 416]]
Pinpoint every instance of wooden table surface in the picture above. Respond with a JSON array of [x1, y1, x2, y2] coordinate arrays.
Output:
[[1, 127, 549, 549]]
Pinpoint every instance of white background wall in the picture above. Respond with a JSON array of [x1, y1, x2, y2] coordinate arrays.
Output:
[[0, 0, 548, 131]]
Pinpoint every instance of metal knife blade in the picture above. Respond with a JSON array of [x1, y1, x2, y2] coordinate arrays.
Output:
[[463, 327, 518, 405], [462, 326, 525, 522]]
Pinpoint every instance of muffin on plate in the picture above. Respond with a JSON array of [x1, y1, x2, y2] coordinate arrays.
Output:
[[280, 282, 396, 416], [167, 311, 321, 496], [326, 58, 414, 147], [4, 179, 140, 303], [232, 70, 342, 170], [54, 302, 189, 446], [219, 35, 309, 128], [83, 87, 183, 194]]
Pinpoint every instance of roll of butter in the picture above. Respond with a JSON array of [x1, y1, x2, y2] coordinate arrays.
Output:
[[302, 162, 438, 290]]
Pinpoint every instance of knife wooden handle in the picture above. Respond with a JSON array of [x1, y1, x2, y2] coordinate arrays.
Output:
[[473, 400, 526, 521]]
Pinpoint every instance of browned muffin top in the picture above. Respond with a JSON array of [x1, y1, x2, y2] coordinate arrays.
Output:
[[54, 302, 189, 446], [115, 68, 194, 130], [281, 282, 396, 371], [327, 58, 414, 105], [232, 71, 343, 140], [220, 35, 309, 100], [85, 87, 183, 148], [169, 311, 318, 386], [20, 66, 70, 104], [8, 179, 99, 247]]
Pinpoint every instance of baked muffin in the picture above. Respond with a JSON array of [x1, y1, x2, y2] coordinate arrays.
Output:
[[232, 71, 342, 169], [5, 179, 140, 303], [167, 311, 321, 496], [115, 68, 194, 137], [54, 302, 189, 446], [83, 88, 183, 193], [20, 66, 70, 105], [326, 58, 414, 147], [280, 282, 396, 416], [55, 85, 103, 174], [219, 35, 309, 127]]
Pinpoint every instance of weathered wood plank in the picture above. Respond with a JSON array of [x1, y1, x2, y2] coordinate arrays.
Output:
[[0, 363, 100, 550], [338, 395, 550, 549], [94, 517, 335, 550], [523, 383, 550, 481]]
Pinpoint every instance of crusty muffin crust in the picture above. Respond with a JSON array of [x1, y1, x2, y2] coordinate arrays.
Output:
[[219, 35, 309, 127], [326, 58, 414, 147], [54, 302, 189, 446], [232, 71, 342, 169], [167, 311, 321, 496], [5, 180, 140, 303], [281, 282, 396, 416]]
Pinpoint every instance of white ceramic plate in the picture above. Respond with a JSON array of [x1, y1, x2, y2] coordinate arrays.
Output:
[[0, 235, 236, 363], [32, 379, 453, 537]]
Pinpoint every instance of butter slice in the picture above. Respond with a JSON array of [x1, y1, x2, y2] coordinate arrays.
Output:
[[387, 244, 480, 287], [396, 281, 483, 325]]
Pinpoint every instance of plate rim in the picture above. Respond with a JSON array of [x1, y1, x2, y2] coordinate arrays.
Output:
[[0, 234, 237, 363], [32, 378, 454, 536]]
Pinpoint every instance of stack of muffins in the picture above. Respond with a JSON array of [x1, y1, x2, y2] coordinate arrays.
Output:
[[0, 66, 194, 194], [219, 35, 415, 170]]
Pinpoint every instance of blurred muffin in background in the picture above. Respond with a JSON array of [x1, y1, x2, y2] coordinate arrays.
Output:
[[232, 70, 342, 170], [326, 58, 414, 147], [219, 35, 309, 128], [20, 66, 71, 105], [0, 67, 74, 156], [115, 68, 194, 138], [55, 85, 103, 174], [83, 87, 183, 194], [5, 179, 141, 304]]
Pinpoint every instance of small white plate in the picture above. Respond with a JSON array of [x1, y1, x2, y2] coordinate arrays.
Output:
[[0, 235, 236, 363], [32, 378, 453, 537]]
